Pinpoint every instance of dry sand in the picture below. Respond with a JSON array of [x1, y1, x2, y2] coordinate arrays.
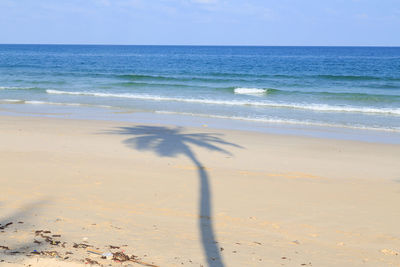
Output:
[[0, 115, 399, 266]]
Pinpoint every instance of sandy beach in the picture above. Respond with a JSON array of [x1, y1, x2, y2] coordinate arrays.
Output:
[[1, 115, 400, 266]]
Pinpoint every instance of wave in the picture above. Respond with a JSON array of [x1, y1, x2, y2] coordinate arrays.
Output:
[[6, 70, 398, 85], [208, 73, 400, 82], [120, 73, 293, 81], [2, 82, 397, 102], [46, 89, 400, 116], [117, 73, 248, 83], [234, 88, 268, 95], [155, 111, 400, 133], [109, 81, 400, 101], [118, 74, 174, 81], [0, 86, 35, 90], [0, 99, 24, 103], [111, 76, 400, 100], [315, 74, 400, 82], [25, 100, 83, 106], [113, 81, 216, 89], [119, 72, 400, 82], [262, 88, 400, 102], [30, 80, 67, 85], [232, 86, 400, 102], [0, 98, 112, 108]]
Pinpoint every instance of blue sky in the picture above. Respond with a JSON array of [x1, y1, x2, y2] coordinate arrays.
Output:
[[0, 0, 399, 46]]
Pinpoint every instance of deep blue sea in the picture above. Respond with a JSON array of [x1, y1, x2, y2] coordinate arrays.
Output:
[[1, 45, 399, 133]]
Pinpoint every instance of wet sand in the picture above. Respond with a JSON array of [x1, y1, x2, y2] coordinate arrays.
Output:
[[0, 115, 399, 266]]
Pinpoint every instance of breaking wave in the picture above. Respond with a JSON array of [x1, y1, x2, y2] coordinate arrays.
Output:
[[46, 89, 400, 116]]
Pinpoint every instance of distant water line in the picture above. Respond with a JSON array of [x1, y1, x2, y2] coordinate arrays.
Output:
[[1, 45, 399, 133]]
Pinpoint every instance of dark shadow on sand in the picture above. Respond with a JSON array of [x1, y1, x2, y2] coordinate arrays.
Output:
[[110, 126, 242, 267], [0, 199, 49, 258]]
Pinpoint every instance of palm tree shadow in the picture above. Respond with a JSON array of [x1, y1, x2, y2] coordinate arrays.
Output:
[[1, 199, 49, 258], [110, 126, 242, 267]]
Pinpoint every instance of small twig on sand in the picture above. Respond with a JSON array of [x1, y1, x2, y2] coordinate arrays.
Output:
[[130, 259, 159, 267]]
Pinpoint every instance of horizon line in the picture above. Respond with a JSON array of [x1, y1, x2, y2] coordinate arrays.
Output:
[[0, 43, 400, 48]]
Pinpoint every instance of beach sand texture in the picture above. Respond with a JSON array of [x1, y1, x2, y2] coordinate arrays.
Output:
[[1, 115, 400, 266]]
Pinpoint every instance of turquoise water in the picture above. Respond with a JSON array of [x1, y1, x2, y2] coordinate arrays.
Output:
[[1, 45, 400, 132]]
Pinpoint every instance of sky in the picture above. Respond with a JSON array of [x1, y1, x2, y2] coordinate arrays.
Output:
[[0, 0, 399, 46]]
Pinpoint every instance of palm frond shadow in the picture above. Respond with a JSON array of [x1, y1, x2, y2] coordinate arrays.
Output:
[[0, 199, 49, 258], [111, 125, 243, 267]]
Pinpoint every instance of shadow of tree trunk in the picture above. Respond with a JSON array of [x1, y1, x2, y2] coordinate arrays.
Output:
[[107, 126, 243, 267], [186, 147, 223, 267]]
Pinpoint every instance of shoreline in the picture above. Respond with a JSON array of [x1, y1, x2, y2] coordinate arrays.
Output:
[[1, 115, 400, 266], [1, 102, 400, 144]]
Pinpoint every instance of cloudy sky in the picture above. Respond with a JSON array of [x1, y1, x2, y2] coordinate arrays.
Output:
[[0, 0, 399, 45]]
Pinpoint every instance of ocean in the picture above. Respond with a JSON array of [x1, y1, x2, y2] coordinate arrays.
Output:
[[1, 45, 399, 137]]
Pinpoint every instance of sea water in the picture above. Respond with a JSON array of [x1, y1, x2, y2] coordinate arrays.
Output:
[[0, 45, 399, 135]]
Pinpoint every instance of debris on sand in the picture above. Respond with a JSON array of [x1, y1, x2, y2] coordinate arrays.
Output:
[[111, 251, 160, 267], [0, 222, 13, 230], [73, 243, 91, 249], [2, 227, 159, 267], [49, 240, 61, 246], [41, 250, 62, 257], [34, 230, 63, 246], [86, 248, 104, 255], [112, 251, 131, 261], [85, 258, 100, 265], [31, 250, 62, 257]]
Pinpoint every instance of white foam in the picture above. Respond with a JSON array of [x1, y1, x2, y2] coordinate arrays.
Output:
[[46, 89, 400, 116], [234, 87, 267, 95], [25, 100, 79, 106], [0, 86, 31, 90], [0, 99, 24, 103], [25, 100, 112, 108], [155, 111, 400, 133], [0, 98, 111, 108]]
